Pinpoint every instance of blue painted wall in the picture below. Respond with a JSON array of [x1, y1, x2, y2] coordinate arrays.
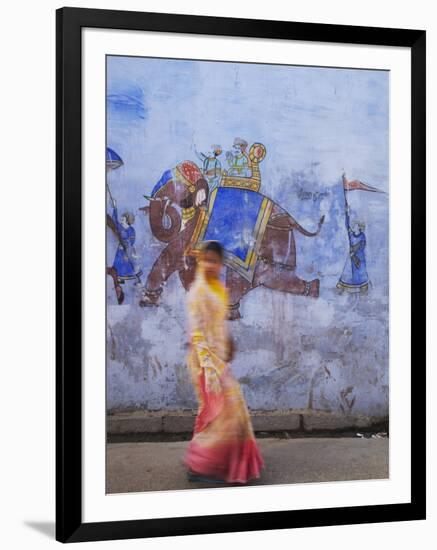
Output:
[[106, 56, 389, 417]]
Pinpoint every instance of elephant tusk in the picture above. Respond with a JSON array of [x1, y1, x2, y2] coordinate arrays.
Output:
[[143, 195, 175, 209]]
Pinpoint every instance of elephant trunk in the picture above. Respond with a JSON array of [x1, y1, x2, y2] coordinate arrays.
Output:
[[147, 198, 182, 243]]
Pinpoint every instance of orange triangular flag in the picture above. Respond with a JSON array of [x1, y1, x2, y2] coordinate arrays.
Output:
[[342, 173, 384, 193]]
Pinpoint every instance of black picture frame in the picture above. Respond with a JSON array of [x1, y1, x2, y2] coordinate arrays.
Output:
[[56, 6, 426, 543]]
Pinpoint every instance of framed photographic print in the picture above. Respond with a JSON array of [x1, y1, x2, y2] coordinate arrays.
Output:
[[56, 7, 426, 543]]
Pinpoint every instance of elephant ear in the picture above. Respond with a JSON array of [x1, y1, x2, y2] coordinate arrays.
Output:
[[149, 199, 181, 243]]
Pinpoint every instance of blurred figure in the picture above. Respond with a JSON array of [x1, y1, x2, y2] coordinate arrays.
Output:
[[183, 241, 265, 484]]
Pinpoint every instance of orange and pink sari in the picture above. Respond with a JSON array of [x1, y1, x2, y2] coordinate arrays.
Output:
[[183, 262, 265, 483]]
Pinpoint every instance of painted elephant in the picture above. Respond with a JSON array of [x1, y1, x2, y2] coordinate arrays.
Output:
[[139, 160, 324, 319]]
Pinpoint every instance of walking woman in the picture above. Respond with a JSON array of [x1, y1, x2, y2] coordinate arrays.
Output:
[[183, 240, 265, 484]]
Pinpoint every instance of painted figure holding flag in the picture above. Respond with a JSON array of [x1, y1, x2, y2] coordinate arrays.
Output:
[[337, 205, 369, 293], [337, 173, 384, 294]]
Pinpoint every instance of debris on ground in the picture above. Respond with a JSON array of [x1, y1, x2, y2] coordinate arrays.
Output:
[[372, 432, 388, 438], [357, 432, 388, 439]]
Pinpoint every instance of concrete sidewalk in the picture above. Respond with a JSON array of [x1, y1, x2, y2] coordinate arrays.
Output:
[[106, 437, 389, 493]]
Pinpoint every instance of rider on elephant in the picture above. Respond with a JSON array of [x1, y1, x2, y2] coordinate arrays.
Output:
[[226, 138, 251, 177], [195, 144, 223, 192]]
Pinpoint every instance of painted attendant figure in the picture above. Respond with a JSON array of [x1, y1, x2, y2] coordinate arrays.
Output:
[[109, 199, 143, 304], [336, 172, 385, 294], [336, 205, 369, 294]]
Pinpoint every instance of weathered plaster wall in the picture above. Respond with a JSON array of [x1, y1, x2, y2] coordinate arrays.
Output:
[[107, 257, 389, 417], [106, 56, 389, 417]]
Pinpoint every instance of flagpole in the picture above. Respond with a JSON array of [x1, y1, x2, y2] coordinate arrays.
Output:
[[342, 172, 350, 226], [106, 181, 116, 209]]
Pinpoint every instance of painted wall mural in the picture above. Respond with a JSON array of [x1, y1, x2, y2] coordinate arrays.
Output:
[[106, 56, 389, 417]]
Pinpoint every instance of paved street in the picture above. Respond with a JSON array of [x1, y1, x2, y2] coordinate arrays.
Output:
[[106, 437, 388, 493]]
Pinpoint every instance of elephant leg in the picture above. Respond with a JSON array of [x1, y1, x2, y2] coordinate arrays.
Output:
[[140, 239, 186, 306], [178, 255, 197, 291], [258, 225, 296, 269], [226, 268, 252, 320], [254, 259, 319, 298]]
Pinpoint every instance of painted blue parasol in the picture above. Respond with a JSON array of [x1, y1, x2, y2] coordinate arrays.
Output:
[[106, 147, 124, 171], [106, 147, 124, 206]]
